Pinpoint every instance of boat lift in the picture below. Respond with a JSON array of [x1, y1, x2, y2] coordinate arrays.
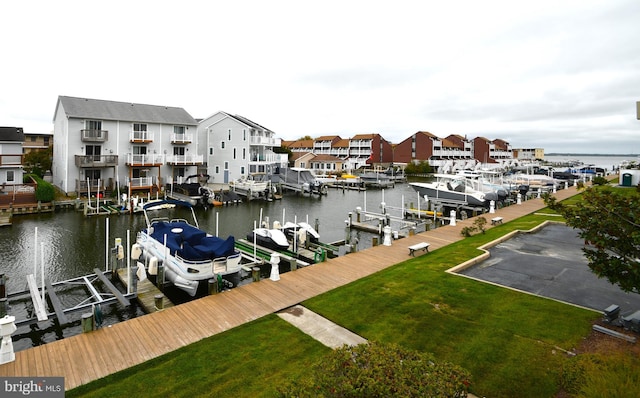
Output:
[[4, 222, 136, 328]]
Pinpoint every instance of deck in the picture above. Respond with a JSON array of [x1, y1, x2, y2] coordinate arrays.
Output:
[[0, 185, 581, 390]]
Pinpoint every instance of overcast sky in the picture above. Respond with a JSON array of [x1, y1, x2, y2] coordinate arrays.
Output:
[[2, 0, 639, 154]]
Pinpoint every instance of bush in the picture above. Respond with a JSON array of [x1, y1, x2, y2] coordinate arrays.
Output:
[[278, 342, 472, 397], [460, 217, 488, 237], [27, 174, 55, 202], [592, 176, 608, 186]]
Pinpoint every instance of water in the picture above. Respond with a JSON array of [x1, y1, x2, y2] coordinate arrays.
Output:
[[544, 154, 637, 171], [1, 183, 425, 351]]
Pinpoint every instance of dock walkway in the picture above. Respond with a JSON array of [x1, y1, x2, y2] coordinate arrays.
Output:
[[0, 186, 581, 390]]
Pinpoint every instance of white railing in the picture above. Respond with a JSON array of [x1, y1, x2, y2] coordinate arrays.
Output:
[[129, 177, 154, 188], [129, 131, 154, 141], [166, 154, 203, 164], [171, 133, 193, 143], [249, 136, 278, 146], [127, 153, 165, 164]]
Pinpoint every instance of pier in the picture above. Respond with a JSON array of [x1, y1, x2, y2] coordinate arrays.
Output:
[[116, 268, 174, 313], [0, 184, 581, 390]]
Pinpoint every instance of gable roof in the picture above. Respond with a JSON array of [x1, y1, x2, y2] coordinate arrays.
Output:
[[0, 127, 25, 142], [311, 154, 342, 162], [227, 113, 273, 133], [56, 96, 198, 125]]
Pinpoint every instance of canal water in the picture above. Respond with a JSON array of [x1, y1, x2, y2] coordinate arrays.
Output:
[[1, 183, 425, 351]]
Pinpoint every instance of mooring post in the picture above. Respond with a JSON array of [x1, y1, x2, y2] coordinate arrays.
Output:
[[0, 273, 5, 299], [157, 263, 165, 292], [208, 279, 218, 295], [383, 226, 392, 246], [0, 315, 17, 364], [269, 252, 281, 281], [489, 200, 495, 214], [81, 313, 94, 333], [252, 267, 261, 282], [356, 207, 361, 222], [0, 298, 7, 318], [154, 294, 164, 311], [449, 210, 457, 226], [517, 193, 522, 205], [130, 264, 138, 293]]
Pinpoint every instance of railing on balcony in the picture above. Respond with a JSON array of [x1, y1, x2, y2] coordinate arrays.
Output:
[[0, 154, 23, 166], [74, 155, 118, 168], [249, 153, 283, 163], [81, 129, 108, 142], [171, 133, 193, 144], [75, 179, 105, 193], [129, 131, 154, 142], [126, 154, 165, 165], [249, 136, 278, 146], [128, 177, 155, 188], [166, 154, 203, 165]]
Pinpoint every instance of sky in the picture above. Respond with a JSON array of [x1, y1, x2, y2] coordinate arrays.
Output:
[[1, 0, 639, 154]]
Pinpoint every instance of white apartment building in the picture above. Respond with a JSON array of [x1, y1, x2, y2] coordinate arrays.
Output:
[[52, 96, 201, 197], [197, 111, 285, 183], [0, 127, 25, 186]]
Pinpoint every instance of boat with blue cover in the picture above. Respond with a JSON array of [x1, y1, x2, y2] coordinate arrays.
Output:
[[131, 199, 241, 296]]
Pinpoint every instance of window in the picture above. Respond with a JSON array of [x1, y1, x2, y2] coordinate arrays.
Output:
[[228, 129, 231, 140], [233, 148, 236, 159], [209, 147, 213, 155], [43, 137, 49, 145], [6, 171, 14, 182], [86, 145, 102, 160], [134, 123, 147, 132], [240, 166, 245, 175], [224, 161, 229, 170], [174, 126, 185, 135], [215, 166, 219, 174], [174, 147, 185, 156], [86, 120, 102, 130], [242, 148, 246, 159], [243, 129, 246, 141], [132, 146, 147, 155], [221, 142, 225, 149], [31, 136, 36, 142]]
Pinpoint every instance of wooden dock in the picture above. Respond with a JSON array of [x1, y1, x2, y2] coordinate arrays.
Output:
[[0, 185, 582, 390], [116, 268, 174, 312]]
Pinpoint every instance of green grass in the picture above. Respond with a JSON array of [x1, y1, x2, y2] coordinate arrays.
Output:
[[68, 207, 631, 398]]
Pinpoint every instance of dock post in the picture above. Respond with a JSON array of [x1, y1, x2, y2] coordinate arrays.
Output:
[[0, 273, 5, 299], [0, 298, 7, 317], [383, 226, 392, 246], [356, 207, 361, 222], [130, 264, 138, 293], [372, 237, 379, 246], [0, 315, 17, 364], [208, 279, 218, 295], [489, 200, 495, 214], [449, 210, 457, 226], [517, 193, 522, 205], [154, 294, 164, 311], [81, 313, 94, 333], [252, 267, 261, 282], [157, 263, 165, 292]]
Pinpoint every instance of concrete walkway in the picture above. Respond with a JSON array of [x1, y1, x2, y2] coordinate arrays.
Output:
[[277, 305, 367, 348]]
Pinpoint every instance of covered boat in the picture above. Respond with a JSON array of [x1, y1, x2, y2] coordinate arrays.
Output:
[[131, 199, 241, 296], [409, 174, 497, 207], [246, 228, 290, 251]]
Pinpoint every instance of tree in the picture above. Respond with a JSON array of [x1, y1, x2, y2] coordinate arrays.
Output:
[[23, 147, 53, 178], [278, 342, 471, 397], [544, 187, 640, 293]]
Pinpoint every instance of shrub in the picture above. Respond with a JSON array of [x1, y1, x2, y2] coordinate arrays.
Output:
[[27, 174, 55, 202], [592, 176, 608, 186], [278, 342, 472, 397]]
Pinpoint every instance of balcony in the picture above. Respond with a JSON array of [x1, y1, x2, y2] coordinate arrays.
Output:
[[249, 136, 278, 146], [75, 155, 118, 168], [129, 177, 155, 189], [166, 154, 204, 165], [129, 131, 154, 143], [171, 133, 193, 144], [81, 129, 108, 142], [0, 154, 23, 167], [75, 179, 106, 194], [126, 153, 165, 166]]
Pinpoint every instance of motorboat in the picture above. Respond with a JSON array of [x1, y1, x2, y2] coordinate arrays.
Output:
[[456, 171, 509, 202], [229, 174, 271, 200], [279, 168, 328, 195], [167, 174, 215, 207], [281, 221, 320, 244], [409, 174, 497, 207], [246, 228, 290, 251], [131, 199, 241, 296]]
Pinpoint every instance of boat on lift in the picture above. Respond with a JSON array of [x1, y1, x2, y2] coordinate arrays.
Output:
[[409, 174, 498, 207], [281, 221, 320, 244], [131, 199, 241, 296], [246, 227, 290, 251]]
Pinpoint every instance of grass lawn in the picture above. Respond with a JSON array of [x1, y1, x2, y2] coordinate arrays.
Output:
[[68, 205, 637, 397]]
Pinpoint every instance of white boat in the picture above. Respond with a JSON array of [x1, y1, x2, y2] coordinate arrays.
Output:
[[279, 168, 328, 195], [131, 199, 241, 296], [409, 174, 497, 207], [229, 174, 271, 200], [281, 221, 320, 244], [246, 227, 290, 251]]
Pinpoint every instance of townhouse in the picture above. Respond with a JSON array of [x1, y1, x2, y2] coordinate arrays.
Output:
[[0, 127, 25, 186], [196, 111, 285, 183], [52, 96, 201, 197]]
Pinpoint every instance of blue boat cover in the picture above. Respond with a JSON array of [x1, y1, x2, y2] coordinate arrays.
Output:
[[149, 221, 235, 261]]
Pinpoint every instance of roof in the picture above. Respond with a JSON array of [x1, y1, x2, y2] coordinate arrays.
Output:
[[228, 113, 273, 133], [286, 139, 314, 148], [333, 138, 350, 147], [0, 127, 25, 142], [56, 96, 198, 125], [311, 154, 342, 162], [315, 135, 341, 141]]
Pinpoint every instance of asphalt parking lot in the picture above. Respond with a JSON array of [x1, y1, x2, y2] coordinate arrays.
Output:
[[459, 223, 640, 316]]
